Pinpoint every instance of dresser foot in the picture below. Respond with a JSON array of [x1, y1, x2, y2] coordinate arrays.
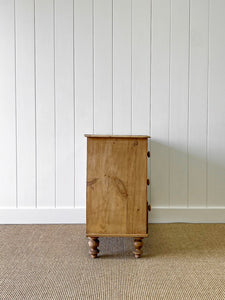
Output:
[[133, 237, 143, 258], [88, 237, 99, 258]]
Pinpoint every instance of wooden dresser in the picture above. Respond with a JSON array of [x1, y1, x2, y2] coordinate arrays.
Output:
[[85, 135, 151, 258]]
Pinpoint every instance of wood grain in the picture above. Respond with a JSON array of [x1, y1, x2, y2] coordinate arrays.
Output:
[[88, 237, 99, 258], [84, 135, 150, 138], [133, 237, 144, 258], [86, 137, 148, 237]]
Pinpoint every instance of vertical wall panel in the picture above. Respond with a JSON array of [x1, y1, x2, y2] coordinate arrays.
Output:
[[0, 0, 16, 207], [15, 0, 36, 207], [188, 0, 208, 207], [132, 0, 151, 208], [113, 0, 132, 134], [35, 0, 55, 207], [169, 0, 189, 207], [94, 0, 112, 134], [151, 0, 170, 207], [208, 0, 225, 207], [55, 0, 74, 207], [132, 0, 150, 135], [74, 0, 93, 207]]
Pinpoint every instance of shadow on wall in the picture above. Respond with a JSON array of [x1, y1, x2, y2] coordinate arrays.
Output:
[[149, 140, 225, 208]]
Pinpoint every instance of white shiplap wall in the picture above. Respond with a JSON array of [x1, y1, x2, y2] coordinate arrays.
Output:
[[0, 0, 224, 224]]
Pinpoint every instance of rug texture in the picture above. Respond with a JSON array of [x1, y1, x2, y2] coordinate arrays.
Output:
[[0, 224, 225, 299]]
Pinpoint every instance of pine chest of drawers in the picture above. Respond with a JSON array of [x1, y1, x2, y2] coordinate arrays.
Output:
[[85, 135, 150, 258]]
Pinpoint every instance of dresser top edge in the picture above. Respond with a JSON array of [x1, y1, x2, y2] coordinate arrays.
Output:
[[84, 134, 150, 138]]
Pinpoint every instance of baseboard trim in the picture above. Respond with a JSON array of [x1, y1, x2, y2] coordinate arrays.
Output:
[[150, 207, 225, 223], [0, 208, 86, 224], [0, 207, 224, 224]]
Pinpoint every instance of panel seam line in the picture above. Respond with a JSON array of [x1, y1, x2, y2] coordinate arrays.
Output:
[[206, 0, 210, 208], [34, 0, 37, 208], [187, 0, 191, 208], [14, 0, 18, 208], [53, 0, 56, 208]]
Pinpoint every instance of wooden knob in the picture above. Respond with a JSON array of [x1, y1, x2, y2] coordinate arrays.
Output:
[[148, 204, 151, 211], [147, 179, 150, 185], [147, 151, 150, 157]]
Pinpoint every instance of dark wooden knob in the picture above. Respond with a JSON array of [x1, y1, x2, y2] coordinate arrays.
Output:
[[148, 204, 151, 211], [147, 179, 150, 185], [147, 151, 150, 157]]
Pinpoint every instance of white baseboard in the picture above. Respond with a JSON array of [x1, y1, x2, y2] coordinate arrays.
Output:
[[150, 207, 225, 223], [0, 208, 86, 224], [0, 207, 224, 224]]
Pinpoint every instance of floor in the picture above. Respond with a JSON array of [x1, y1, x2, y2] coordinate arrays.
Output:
[[0, 224, 225, 299]]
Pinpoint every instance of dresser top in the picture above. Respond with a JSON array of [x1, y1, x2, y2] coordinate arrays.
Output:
[[84, 134, 150, 138]]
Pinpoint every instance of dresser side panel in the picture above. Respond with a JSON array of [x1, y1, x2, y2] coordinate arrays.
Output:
[[86, 137, 147, 236]]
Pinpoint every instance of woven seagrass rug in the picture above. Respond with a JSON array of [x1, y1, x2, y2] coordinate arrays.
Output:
[[0, 224, 224, 299]]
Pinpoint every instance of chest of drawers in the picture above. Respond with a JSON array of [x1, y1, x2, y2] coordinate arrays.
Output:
[[85, 135, 150, 258]]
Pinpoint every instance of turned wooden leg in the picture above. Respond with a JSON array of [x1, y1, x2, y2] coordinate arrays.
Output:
[[133, 237, 143, 258], [88, 237, 99, 258]]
